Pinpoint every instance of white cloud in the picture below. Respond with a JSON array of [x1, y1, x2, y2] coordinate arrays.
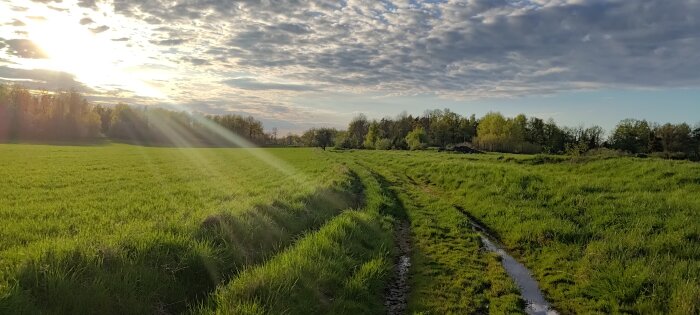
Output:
[[1, 0, 700, 129]]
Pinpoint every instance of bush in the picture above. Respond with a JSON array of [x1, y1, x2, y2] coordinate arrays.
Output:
[[375, 138, 392, 150]]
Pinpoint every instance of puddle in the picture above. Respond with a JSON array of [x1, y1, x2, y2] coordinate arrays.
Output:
[[385, 221, 411, 315], [456, 207, 558, 315]]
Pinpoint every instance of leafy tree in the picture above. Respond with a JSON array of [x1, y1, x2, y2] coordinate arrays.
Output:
[[364, 121, 379, 149], [375, 138, 392, 150], [654, 123, 692, 154], [610, 119, 652, 153], [92, 105, 113, 135], [474, 112, 513, 152], [346, 114, 369, 149], [405, 126, 427, 150], [315, 128, 336, 150], [690, 125, 700, 160]]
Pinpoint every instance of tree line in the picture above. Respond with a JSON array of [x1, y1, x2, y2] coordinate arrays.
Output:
[[302, 110, 700, 160], [0, 85, 269, 146], [2, 84, 698, 159]]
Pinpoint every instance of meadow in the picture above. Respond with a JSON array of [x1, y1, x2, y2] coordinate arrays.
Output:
[[0, 143, 698, 314]]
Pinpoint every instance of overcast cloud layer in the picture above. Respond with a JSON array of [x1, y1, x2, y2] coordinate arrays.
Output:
[[1, 0, 700, 130]]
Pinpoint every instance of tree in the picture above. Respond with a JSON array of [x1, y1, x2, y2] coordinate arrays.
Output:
[[375, 138, 392, 150], [405, 126, 427, 150], [654, 123, 692, 155], [93, 105, 113, 135], [474, 112, 512, 152], [315, 128, 336, 150], [691, 124, 700, 160], [526, 117, 546, 145], [364, 121, 379, 149], [610, 119, 652, 153], [346, 114, 369, 149]]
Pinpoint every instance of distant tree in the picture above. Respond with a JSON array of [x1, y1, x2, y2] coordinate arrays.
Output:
[[526, 117, 546, 145], [93, 105, 113, 135], [654, 123, 692, 155], [364, 121, 379, 149], [405, 126, 428, 150], [542, 118, 568, 153], [691, 124, 700, 159], [458, 113, 477, 143], [375, 138, 392, 150], [315, 128, 336, 150], [346, 114, 369, 149], [301, 128, 336, 150], [474, 112, 517, 152], [271, 127, 278, 144], [610, 119, 652, 153], [333, 130, 350, 149]]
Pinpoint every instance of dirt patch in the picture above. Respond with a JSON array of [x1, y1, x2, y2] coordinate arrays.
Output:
[[385, 220, 411, 315]]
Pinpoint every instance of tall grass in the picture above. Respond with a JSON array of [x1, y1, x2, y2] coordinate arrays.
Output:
[[349, 150, 700, 314], [0, 144, 360, 314]]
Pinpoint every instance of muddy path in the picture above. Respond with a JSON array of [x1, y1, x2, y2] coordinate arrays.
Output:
[[455, 205, 559, 315], [384, 220, 411, 315]]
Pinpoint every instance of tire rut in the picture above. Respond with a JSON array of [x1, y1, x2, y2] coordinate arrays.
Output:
[[385, 220, 411, 315]]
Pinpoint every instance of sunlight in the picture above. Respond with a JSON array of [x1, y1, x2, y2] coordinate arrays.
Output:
[[22, 11, 166, 99]]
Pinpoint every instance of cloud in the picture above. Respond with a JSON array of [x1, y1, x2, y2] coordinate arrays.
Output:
[[90, 25, 110, 33], [183, 57, 210, 66], [150, 38, 186, 46], [3, 0, 700, 130], [0, 66, 93, 92], [223, 78, 317, 91], [77, 0, 98, 8], [1, 39, 48, 59], [103, 0, 700, 98], [79, 17, 94, 25]]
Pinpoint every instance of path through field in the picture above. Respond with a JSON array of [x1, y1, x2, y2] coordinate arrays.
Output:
[[384, 221, 411, 315]]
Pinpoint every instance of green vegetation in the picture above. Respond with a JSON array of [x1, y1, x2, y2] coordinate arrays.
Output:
[[1, 143, 698, 314], [0, 144, 361, 314], [347, 150, 700, 314], [3, 85, 699, 160], [306, 109, 700, 161], [351, 160, 523, 314]]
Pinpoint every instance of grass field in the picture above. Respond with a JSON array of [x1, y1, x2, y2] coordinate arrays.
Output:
[[1, 143, 698, 314], [347, 150, 700, 314]]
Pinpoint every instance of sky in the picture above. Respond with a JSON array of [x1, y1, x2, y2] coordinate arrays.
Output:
[[1, 0, 699, 133]]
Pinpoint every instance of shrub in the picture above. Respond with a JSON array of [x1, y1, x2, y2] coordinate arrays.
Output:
[[375, 138, 392, 150]]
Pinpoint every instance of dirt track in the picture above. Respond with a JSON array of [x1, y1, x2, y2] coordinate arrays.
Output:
[[385, 220, 411, 315]]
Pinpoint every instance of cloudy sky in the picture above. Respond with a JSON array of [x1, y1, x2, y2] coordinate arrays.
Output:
[[1, 0, 699, 132]]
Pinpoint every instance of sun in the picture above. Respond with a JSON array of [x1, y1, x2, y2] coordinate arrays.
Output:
[[28, 17, 112, 84], [23, 12, 167, 99]]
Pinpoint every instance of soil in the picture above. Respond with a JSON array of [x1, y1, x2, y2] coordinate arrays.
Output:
[[385, 220, 411, 315]]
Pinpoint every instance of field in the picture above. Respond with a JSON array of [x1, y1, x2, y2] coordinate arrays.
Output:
[[1, 144, 698, 314]]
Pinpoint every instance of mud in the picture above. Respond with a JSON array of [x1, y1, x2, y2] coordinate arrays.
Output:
[[385, 220, 411, 315]]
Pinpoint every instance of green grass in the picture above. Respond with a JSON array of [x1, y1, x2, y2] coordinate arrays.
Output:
[[360, 162, 524, 314], [347, 150, 700, 314], [0, 144, 362, 314], [1, 144, 698, 314]]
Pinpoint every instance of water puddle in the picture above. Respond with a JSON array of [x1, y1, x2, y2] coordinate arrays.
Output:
[[456, 206, 558, 315], [385, 220, 411, 315]]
